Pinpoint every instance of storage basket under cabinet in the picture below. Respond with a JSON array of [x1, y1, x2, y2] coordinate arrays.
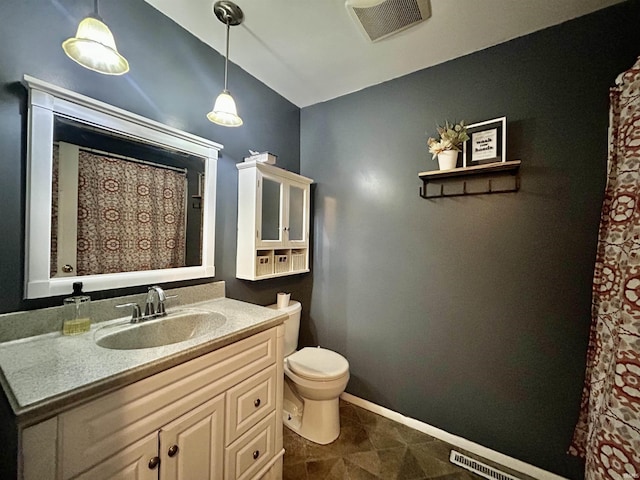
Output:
[[256, 253, 273, 277], [274, 253, 290, 274], [291, 250, 306, 271]]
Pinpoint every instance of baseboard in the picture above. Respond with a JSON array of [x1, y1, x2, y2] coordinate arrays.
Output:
[[340, 392, 568, 480]]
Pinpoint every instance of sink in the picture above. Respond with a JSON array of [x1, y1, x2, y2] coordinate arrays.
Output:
[[95, 309, 227, 350]]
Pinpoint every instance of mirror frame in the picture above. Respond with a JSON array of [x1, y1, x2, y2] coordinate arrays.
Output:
[[23, 75, 222, 299]]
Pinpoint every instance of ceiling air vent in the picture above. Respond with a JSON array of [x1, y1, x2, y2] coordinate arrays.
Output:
[[345, 0, 431, 42]]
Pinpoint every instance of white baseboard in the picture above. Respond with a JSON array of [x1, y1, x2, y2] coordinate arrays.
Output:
[[340, 392, 568, 480]]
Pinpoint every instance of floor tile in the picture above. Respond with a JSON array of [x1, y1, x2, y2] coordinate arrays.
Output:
[[283, 400, 490, 479]]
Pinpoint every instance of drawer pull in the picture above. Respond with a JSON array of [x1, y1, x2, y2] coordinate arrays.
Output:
[[168, 445, 179, 457], [148, 456, 160, 470], [254, 398, 261, 408], [253, 450, 260, 460]]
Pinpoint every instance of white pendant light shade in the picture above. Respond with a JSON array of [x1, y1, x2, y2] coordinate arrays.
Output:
[[62, 16, 129, 75], [207, 89, 243, 127], [207, 1, 244, 127]]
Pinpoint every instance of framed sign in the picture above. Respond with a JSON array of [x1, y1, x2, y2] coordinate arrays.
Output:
[[463, 117, 507, 167]]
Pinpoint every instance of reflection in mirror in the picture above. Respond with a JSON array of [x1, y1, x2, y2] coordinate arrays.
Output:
[[51, 117, 205, 278], [261, 178, 281, 241], [289, 185, 304, 241], [24, 75, 222, 299]]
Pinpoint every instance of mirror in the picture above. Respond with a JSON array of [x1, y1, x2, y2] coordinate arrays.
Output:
[[24, 75, 222, 299], [261, 178, 281, 241], [51, 117, 205, 277], [288, 185, 304, 241]]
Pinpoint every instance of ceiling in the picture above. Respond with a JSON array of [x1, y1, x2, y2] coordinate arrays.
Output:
[[143, 0, 624, 108]]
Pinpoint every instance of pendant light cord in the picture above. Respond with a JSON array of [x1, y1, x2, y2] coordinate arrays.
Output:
[[93, 0, 102, 20], [224, 19, 230, 91]]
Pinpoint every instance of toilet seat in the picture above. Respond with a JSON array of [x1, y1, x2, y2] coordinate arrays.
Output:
[[287, 347, 349, 381]]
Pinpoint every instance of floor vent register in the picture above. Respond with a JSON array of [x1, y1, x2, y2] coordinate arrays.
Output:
[[449, 450, 522, 480]]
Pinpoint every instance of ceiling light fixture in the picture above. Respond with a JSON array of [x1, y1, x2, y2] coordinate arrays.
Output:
[[62, 0, 129, 75], [207, 1, 244, 127]]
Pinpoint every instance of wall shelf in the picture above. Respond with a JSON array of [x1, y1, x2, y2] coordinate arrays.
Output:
[[418, 160, 521, 199]]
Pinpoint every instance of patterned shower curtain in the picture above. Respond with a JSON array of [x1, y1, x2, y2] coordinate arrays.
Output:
[[76, 150, 187, 275], [570, 58, 640, 479]]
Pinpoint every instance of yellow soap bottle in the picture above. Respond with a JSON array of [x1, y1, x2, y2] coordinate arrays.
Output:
[[62, 282, 91, 335]]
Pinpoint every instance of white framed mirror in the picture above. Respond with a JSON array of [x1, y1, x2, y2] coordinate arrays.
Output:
[[23, 75, 222, 299]]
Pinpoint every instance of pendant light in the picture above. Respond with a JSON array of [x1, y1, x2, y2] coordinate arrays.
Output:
[[62, 0, 129, 75], [207, 1, 244, 127]]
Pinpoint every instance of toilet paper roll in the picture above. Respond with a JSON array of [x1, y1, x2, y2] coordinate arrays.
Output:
[[277, 292, 291, 309]]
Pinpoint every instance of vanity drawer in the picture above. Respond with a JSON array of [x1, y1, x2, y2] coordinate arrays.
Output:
[[226, 365, 277, 445], [225, 412, 276, 480], [59, 327, 276, 480]]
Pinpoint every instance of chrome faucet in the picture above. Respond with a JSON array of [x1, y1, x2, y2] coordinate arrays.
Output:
[[115, 286, 176, 323], [144, 285, 167, 317]]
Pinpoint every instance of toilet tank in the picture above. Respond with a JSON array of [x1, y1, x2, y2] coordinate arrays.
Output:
[[267, 300, 301, 357]]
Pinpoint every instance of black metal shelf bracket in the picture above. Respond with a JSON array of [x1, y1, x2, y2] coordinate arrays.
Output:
[[418, 160, 521, 199]]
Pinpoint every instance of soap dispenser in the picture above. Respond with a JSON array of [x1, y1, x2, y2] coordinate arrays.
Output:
[[62, 282, 92, 335]]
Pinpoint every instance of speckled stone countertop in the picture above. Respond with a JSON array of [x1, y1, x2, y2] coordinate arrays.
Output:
[[0, 293, 286, 424]]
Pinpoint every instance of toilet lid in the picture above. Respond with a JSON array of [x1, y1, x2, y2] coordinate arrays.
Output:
[[287, 347, 349, 381]]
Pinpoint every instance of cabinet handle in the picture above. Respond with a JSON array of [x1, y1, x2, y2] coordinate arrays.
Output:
[[253, 450, 260, 460], [168, 444, 179, 457], [254, 398, 261, 408], [148, 456, 160, 470]]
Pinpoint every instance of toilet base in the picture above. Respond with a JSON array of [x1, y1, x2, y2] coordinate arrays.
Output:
[[283, 381, 340, 445]]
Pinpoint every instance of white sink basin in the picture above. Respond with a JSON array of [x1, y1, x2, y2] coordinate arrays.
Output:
[[95, 309, 227, 350]]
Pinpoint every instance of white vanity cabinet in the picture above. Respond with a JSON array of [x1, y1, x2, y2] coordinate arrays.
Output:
[[236, 161, 313, 280], [20, 326, 284, 480]]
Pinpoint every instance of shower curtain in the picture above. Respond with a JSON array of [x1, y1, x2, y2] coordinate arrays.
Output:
[[570, 57, 640, 479], [76, 150, 187, 275]]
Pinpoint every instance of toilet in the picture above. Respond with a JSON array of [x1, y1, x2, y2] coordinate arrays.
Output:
[[268, 301, 349, 445]]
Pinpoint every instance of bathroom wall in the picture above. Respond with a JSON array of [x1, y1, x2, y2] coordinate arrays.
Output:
[[2, 1, 639, 478], [299, 2, 640, 478], [0, 0, 311, 315]]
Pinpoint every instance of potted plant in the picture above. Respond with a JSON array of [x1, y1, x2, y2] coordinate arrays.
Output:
[[427, 120, 469, 170]]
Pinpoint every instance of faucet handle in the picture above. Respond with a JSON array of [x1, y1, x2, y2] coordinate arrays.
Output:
[[116, 302, 142, 322]]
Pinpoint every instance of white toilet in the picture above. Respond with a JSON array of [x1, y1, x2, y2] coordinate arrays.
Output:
[[268, 301, 349, 445]]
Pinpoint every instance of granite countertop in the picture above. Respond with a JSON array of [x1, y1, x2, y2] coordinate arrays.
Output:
[[0, 297, 286, 423]]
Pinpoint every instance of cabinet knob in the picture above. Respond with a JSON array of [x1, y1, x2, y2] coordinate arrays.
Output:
[[168, 444, 179, 457], [253, 450, 260, 460], [62, 264, 74, 273], [254, 398, 261, 408], [148, 456, 160, 470]]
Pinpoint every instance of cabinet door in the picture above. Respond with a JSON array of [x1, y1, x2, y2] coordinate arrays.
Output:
[[257, 173, 284, 247], [73, 433, 158, 480], [159, 393, 225, 480], [286, 181, 309, 248]]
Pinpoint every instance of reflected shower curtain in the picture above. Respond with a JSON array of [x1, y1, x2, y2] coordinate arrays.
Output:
[[570, 58, 640, 479], [75, 151, 187, 275]]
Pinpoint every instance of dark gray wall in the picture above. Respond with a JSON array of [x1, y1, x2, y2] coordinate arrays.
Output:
[[300, 2, 640, 478], [0, 0, 311, 314]]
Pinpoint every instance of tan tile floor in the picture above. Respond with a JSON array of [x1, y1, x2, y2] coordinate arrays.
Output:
[[283, 400, 482, 480]]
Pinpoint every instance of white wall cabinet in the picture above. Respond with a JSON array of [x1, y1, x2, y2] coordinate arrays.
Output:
[[20, 326, 284, 480], [237, 161, 313, 280]]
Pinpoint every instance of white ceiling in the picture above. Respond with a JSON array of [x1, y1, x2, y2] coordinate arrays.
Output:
[[144, 0, 624, 108]]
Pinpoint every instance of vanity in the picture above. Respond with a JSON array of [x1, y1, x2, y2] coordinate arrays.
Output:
[[0, 283, 286, 480]]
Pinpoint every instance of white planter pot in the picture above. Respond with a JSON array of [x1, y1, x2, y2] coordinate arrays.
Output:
[[437, 150, 458, 170]]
